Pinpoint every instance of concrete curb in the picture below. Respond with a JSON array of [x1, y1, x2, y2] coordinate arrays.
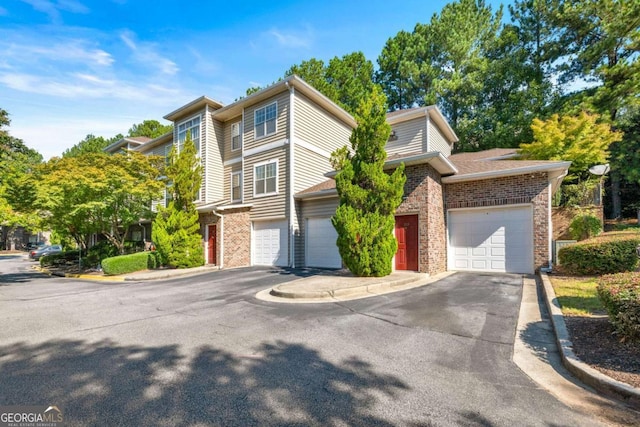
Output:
[[265, 271, 456, 303], [540, 272, 640, 408], [270, 275, 421, 299]]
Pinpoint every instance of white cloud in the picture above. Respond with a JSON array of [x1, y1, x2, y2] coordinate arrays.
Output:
[[20, 0, 89, 23], [120, 30, 179, 76], [267, 27, 313, 49], [1, 39, 114, 68]]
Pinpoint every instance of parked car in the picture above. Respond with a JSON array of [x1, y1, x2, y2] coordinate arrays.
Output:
[[26, 241, 45, 251], [29, 245, 63, 261]]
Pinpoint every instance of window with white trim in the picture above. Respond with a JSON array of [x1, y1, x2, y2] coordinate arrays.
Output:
[[231, 171, 242, 202], [254, 102, 277, 139], [254, 160, 277, 196], [231, 122, 242, 151], [178, 116, 201, 154]]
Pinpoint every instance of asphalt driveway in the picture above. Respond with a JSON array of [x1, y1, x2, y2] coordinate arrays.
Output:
[[0, 258, 604, 426]]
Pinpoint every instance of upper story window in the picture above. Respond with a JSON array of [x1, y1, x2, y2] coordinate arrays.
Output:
[[254, 102, 277, 139], [231, 122, 242, 151], [231, 171, 242, 202], [178, 116, 201, 155], [254, 160, 277, 197]]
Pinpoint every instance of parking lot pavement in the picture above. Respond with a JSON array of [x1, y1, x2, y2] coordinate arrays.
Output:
[[0, 261, 614, 426]]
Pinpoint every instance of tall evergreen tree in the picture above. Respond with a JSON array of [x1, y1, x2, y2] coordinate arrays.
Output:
[[152, 135, 204, 268], [331, 87, 406, 277]]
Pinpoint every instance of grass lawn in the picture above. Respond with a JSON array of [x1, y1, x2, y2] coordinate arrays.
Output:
[[549, 276, 607, 316]]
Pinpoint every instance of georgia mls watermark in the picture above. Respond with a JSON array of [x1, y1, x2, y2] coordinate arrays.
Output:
[[0, 406, 64, 427]]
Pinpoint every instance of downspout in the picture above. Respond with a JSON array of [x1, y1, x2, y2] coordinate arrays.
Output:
[[212, 210, 224, 270], [286, 81, 296, 268]]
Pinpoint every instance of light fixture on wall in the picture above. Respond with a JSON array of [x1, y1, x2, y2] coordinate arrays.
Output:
[[388, 130, 398, 141]]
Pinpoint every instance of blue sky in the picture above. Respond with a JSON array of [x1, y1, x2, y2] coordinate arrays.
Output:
[[1, 0, 510, 159]]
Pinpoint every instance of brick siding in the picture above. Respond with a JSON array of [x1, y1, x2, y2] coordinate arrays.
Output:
[[200, 208, 251, 268], [397, 164, 447, 275], [444, 173, 550, 271]]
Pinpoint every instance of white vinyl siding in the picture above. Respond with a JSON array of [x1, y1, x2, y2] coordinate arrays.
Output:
[[447, 206, 534, 274], [254, 160, 278, 197], [231, 171, 242, 202], [429, 119, 452, 157], [385, 116, 426, 156], [254, 102, 277, 139], [293, 93, 353, 155], [204, 115, 224, 203], [244, 92, 289, 151]]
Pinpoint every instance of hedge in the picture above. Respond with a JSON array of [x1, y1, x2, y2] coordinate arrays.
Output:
[[557, 234, 640, 275], [597, 272, 640, 341], [40, 250, 80, 267], [101, 251, 161, 276]]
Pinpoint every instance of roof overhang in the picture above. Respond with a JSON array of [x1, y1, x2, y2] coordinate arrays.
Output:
[[164, 96, 225, 122], [103, 137, 145, 154], [387, 106, 458, 145], [294, 188, 338, 201], [212, 75, 357, 128], [442, 161, 572, 194], [196, 201, 253, 213], [134, 132, 173, 153], [384, 151, 458, 176]]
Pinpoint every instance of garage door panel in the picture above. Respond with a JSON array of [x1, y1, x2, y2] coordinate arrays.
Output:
[[306, 218, 342, 269], [253, 220, 288, 267], [448, 206, 533, 274]]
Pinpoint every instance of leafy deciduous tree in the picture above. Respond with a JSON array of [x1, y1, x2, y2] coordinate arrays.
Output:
[[35, 152, 165, 253]]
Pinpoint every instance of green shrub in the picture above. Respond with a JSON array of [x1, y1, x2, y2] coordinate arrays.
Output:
[[101, 251, 159, 275], [558, 236, 640, 275], [569, 214, 602, 240], [85, 241, 119, 268], [597, 272, 640, 341], [40, 250, 80, 267]]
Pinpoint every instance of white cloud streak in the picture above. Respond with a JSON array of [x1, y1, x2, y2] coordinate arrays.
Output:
[[120, 30, 179, 76]]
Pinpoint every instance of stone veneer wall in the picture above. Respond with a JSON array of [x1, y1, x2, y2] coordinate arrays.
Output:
[[444, 172, 550, 271], [396, 164, 447, 275]]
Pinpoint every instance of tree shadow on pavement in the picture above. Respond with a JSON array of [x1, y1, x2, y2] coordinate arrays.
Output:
[[0, 272, 49, 284], [0, 339, 408, 426]]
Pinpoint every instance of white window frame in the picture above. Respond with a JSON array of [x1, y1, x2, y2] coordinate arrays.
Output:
[[177, 115, 201, 156], [231, 171, 242, 202], [254, 102, 277, 140], [231, 122, 242, 151], [253, 159, 278, 197]]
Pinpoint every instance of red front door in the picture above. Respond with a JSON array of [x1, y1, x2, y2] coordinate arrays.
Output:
[[208, 225, 217, 265], [395, 215, 418, 271]]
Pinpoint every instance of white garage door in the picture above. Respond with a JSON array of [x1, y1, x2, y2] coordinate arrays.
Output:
[[448, 206, 534, 274], [306, 218, 342, 269], [253, 220, 288, 266]]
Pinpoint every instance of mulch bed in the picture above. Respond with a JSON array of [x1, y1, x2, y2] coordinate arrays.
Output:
[[565, 316, 640, 389]]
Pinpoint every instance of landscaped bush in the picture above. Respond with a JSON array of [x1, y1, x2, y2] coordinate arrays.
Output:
[[101, 251, 160, 275], [597, 272, 640, 341], [40, 250, 80, 267], [85, 241, 119, 268], [558, 234, 640, 275], [569, 214, 602, 240]]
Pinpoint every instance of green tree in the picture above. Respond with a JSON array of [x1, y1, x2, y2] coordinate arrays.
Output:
[[152, 135, 204, 268], [285, 52, 375, 114], [331, 87, 406, 277], [0, 108, 43, 246], [128, 120, 173, 138], [519, 111, 621, 205], [34, 152, 165, 252], [63, 134, 122, 157]]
